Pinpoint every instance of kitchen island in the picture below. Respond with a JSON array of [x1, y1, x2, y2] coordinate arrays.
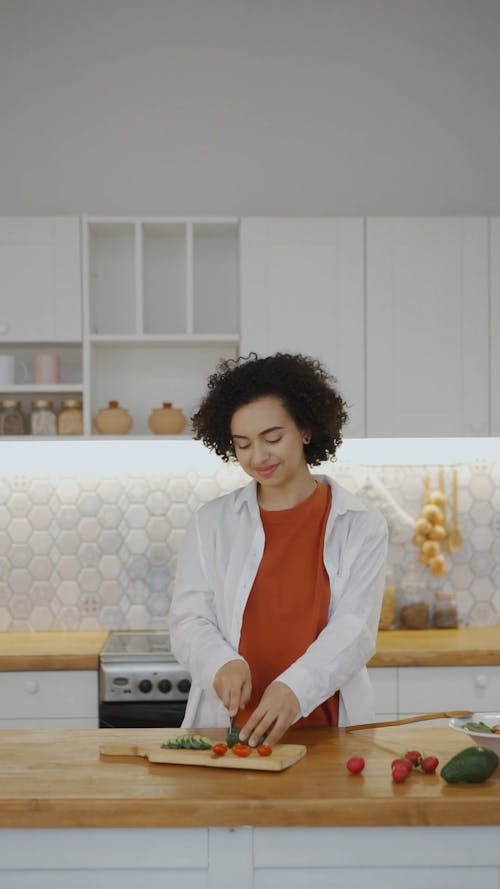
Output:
[[0, 725, 499, 888]]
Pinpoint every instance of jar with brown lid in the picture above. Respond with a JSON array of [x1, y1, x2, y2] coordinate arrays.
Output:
[[30, 399, 57, 436], [57, 398, 83, 435], [0, 400, 25, 435], [94, 400, 133, 435]]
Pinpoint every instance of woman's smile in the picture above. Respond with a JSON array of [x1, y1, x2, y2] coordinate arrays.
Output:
[[255, 463, 279, 478]]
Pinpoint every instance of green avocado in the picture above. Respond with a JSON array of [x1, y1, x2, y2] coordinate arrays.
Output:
[[440, 746, 499, 784]]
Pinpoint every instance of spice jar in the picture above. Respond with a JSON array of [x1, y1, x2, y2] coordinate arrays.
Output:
[[378, 570, 397, 631], [57, 398, 83, 435], [0, 400, 25, 435], [30, 399, 57, 436], [398, 565, 430, 629], [433, 589, 458, 628]]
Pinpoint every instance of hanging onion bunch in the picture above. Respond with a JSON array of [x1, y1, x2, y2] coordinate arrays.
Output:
[[413, 475, 448, 579]]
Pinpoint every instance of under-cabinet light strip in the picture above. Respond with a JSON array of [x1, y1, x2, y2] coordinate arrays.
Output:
[[0, 438, 498, 475]]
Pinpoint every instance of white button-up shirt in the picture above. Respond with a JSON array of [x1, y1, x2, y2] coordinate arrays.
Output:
[[169, 475, 388, 728]]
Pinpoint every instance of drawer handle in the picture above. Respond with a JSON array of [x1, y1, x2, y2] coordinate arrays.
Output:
[[475, 673, 488, 689], [24, 679, 40, 694]]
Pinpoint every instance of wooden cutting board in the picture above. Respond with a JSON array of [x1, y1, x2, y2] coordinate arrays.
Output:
[[99, 742, 307, 772]]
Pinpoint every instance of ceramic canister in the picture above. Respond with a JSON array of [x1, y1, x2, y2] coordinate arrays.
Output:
[[148, 402, 187, 434], [94, 401, 133, 435], [32, 352, 61, 384]]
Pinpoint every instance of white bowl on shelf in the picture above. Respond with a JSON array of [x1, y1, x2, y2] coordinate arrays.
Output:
[[449, 712, 500, 755]]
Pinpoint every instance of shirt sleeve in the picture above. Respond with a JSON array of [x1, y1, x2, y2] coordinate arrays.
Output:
[[275, 511, 388, 718], [168, 510, 246, 692]]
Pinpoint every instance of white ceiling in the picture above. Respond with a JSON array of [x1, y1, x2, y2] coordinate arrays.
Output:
[[1, 0, 499, 215]]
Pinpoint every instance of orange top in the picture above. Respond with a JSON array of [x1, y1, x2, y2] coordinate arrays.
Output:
[[238, 482, 339, 728]]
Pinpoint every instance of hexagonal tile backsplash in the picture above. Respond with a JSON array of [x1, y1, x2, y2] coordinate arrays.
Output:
[[0, 460, 499, 631]]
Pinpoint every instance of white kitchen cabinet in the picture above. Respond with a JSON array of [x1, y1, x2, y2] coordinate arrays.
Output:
[[0, 217, 83, 430], [0, 670, 98, 728], [366, 217, 489, 436], [368, 667, 398, 719], [240, 218, 365, 436], [491, 217, 500, 436], [0, 217, 81, 342], [82, 217, 239, 435], [369, 665, 500, 724], [1, 826, 498, 889], [398, 665, 500, 717]]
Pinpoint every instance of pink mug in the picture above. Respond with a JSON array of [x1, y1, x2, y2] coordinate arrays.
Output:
[[32, 352, 61, 384]]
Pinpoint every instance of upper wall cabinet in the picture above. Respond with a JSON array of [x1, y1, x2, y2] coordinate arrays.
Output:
[[0, 217, 81, 341], [366, 218, 489, 437], [83, 217, 239, 435], [240, 218, 365, 436], [491, 218, 500, 436]]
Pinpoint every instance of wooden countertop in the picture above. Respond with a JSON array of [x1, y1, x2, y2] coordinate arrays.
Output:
[[370, 625, 500, 667], [1, 625, 498, 671], [0, 725, 498, 828], [0, 632, 109, 671]]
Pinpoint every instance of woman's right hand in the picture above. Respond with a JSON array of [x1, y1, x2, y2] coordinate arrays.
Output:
[[213, 659, 252, 718]]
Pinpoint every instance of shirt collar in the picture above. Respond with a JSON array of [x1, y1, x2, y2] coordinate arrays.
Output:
[[233, 474, 368, 517]]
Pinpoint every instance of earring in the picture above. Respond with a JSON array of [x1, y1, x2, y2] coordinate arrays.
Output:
[[303, 435, 311, 444]]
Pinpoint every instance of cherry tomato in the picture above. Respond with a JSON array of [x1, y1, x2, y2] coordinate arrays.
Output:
[[257, 743, 272, 757], [346, 756, 365, 774], [392, 763, 409, 783], [232, 742, 252, 757], [391, 758, 412, 775], [212, 742, 228, 757], [404, 749, 422, 767], [420, 755, 439, 773]]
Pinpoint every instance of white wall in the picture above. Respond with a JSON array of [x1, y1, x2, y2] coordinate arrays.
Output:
[[1, 0, 500, 216]]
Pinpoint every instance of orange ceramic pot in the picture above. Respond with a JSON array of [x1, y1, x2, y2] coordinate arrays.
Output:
[[148, 402, 187, 435], [94, 400, 133, 435]]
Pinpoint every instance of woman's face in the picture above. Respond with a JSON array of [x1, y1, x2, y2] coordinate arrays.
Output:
[[230, 395, 309, 489]]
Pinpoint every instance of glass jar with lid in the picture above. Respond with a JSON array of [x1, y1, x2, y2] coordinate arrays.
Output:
[[57, 398, 83, 435], [398, 562, 430, 629], [0, 399, 25, 435], [433, 589, 459, 628], [30, 399, 57, 436]]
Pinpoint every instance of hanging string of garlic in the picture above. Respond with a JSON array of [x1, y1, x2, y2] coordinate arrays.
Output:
[[413, 474, 448, 579]]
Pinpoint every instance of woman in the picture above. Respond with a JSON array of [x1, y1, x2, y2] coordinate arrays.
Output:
[[169, 353, 388, 747]]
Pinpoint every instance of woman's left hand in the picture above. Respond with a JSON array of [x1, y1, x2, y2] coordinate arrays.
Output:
[[238, 681, 300, 748]]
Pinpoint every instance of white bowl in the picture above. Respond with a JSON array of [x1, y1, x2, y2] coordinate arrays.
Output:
[[449, 712, 500, 755]]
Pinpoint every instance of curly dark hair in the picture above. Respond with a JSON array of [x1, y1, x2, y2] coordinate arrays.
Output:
[[191, 353, 349, 465]]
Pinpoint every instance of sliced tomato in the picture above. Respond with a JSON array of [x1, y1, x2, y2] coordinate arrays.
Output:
[[257, 743, 272, 757], [211, 742, 228, 757], [232, 742, 252, 757]]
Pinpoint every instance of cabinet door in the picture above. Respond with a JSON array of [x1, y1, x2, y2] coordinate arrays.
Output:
[[368, 667, 398, 719], [491, 218, 500, 435], [240, 218, 365, 436], [366, 218, 489, 436], [0, 217, 81, 341], [0, 670, 98, 727], [398, 666, 500, 715]]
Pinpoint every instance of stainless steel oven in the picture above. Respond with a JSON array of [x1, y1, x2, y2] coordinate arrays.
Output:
[[99, 630, 191, 728]]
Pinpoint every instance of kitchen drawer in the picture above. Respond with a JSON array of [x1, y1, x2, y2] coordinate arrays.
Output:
[[0, 671, 98, 719], [368, 667, 398, 716], [398, 666, 500, 714]]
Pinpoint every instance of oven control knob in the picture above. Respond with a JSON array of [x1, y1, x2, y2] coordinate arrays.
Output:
[[158, 679, 172, 694], [178, 678, 191, 694], [138, 679, 153, 694]]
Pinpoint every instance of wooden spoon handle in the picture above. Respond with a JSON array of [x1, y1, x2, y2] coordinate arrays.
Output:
[[345, 710, 473, 732]]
